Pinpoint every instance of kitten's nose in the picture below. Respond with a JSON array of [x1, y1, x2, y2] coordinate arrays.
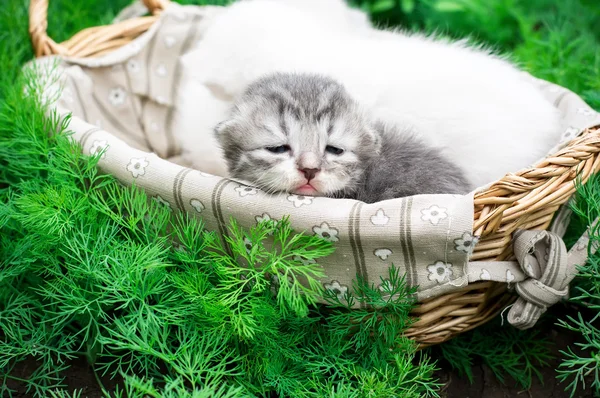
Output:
[[300, 168, 320, 181], [299, 151, 319, 165]]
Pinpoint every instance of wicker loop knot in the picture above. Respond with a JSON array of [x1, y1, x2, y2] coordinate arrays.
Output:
[[507, 230, 569, 329]]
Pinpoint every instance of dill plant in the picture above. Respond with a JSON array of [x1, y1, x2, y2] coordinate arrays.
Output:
[[2, 0, 600, 396], [434, 318, 554, 389], [554, 175, 600, 396], [0, 44, 439, 398]]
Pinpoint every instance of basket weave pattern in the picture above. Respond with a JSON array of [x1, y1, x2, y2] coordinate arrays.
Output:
[[29, 0, 167, 58], [28, 0, 600, 345]]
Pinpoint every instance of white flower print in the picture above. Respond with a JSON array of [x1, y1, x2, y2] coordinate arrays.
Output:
[[89, 139, 109, 159], [256, 213, 277, 235], [126, 157, 149, 178], [576, 107, 596, 117], [523, 260, 534, 277], [313, 222, 340, 242], [420, 205, 448, 226], [156, 95, 167, 105], [155, 64, 168, 78], [324, 280, 348, 301], [575, 239, 588, 251], [244, 237, 253, 254], [287, 194, 313, 208], [190, 199, 204, 213], [153, 195, 172, 211], [128, 42, 141, 52], [479, 269, 491, 280], [506, 270, 515, 283], [370, 209, 390, 226], [374, 248, 392, 260], [270, 274, 280, 294], [126, 59, 141, 74], [255, 213, 276, 225], [427, 261, 453, 284], [173, 242, 188, 254], [235, 185, 258, 197], [164, 35, 176, 48], [561, 127, 579, 142], [378, 279, 393, 293], [454, 232, 478, 254], [108, 87, 127, 107], [293, 255, 317, 266], [271, 273, 294, 294]]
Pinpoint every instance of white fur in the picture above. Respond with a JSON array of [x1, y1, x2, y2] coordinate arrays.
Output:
[[173, 0, 562, 188]]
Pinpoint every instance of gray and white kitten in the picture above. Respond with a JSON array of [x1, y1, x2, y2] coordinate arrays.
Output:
[[215, 73, 470, 203]]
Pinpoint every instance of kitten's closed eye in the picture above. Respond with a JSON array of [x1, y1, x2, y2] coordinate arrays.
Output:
[[325, 145, 344, 155], [266, 145, 291, 154]]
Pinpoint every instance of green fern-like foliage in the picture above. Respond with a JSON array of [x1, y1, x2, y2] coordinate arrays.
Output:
[[2, 0, 600, 396], [553, 175, 600, 396], [435, 318, 554, 389], [0, 59, 439, 398]]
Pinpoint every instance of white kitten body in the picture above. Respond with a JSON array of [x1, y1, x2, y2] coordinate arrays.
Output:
[[173, 78, 231, 176], [174, 0, 561, 187]]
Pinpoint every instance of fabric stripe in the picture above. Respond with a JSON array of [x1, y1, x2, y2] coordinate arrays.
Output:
[[515, 303, 539, 327], [347, 202, 368, 308], [354, 204, 367, 285], [348, 202, 363, 279], [538, 234, 560, 288], [164, 14, 202, 157], [211, 179, 233, 256], [405, 197, 416, 288], [79, 127, 101, 149], [172, 168, 192, 211], [399, 199, 412, 288], [515, 284, 547, 307], [541, 235, 557, 286], [527, 306, 543, 324], [547, 235, 563, 287]]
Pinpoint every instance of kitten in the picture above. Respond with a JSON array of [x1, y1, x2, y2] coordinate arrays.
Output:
[[175, 0, 562, 188], [174, 0, 371, 177], [215, 73, 470, 203]]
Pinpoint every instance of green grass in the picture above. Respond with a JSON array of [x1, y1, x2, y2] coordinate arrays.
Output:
[[1, 0, 600, 397]]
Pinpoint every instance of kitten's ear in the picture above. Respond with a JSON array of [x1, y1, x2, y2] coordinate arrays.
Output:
[[214, 119, 237, 139]]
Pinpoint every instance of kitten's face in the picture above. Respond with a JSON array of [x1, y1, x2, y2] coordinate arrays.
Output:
[[215, 74, 380, 197]]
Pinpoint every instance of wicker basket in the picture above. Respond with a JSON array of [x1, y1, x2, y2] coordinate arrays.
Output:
[[28, 0, 600, 346]]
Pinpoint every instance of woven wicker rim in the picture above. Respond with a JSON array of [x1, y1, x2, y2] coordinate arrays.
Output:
[[28, 0, 600, 345], [29, 0, 168, 58]]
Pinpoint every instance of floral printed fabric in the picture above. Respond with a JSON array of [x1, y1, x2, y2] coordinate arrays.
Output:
[[27, 2, 600, 306]]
